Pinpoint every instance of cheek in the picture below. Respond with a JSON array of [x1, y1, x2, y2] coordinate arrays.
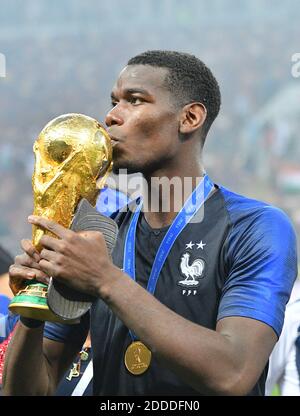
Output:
[[132, 111, 178, 144], [138, 118, 159, 139]]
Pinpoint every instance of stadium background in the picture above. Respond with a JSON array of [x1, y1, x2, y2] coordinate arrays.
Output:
[[0, 0, 299, 263]]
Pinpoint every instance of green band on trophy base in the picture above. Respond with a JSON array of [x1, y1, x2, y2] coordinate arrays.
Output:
[[9, 281, 78, 324]]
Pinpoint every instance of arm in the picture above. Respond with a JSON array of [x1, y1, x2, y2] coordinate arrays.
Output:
[[2, 241, 83, 396], [101, 265, 277, 395], [3, 322, 80, 396], [29, 215, 289, 396]]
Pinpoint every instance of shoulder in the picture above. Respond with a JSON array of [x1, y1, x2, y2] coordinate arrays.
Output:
[[218, 186, 294, 228], [216, 186, 298, 338], [217, 186, 297, 251]]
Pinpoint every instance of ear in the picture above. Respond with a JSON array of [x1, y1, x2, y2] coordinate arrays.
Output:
[[179, 102, 207, 134]]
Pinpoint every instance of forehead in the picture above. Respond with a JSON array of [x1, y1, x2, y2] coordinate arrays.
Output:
[[112, 65, 170, 95]]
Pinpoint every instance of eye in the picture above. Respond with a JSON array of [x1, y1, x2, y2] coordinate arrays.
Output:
[[111, 100, 118, 108], [128, 96, 143, 105], [47, 140, 73, 163]]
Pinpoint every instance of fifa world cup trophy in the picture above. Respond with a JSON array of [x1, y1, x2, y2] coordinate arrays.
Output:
[[9, 113, 114, 323]]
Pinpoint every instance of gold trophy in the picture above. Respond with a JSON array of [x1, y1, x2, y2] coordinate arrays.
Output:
[[9, 113, 115, 323]]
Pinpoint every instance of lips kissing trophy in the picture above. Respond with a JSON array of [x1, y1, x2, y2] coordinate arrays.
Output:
[[9, 113, 118, 323]]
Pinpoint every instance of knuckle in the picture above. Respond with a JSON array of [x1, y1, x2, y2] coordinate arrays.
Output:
[[57, 253, 65, 266], [47, 220, 56, 232], [36, 270, 48, 281], [20, 238, 30, 249], [93, 231, 103, 242], [39, 259, 51, 275], [15, 254, 23, 264], [9, 265, 26, 280], [15, 253, 31, 267], [40, 248, 48, 258], [26, 247, 36, 258], [39, 235, 48, 246], [58, 240, 68, 254], [52, 265, 61, 278], [8, 264, 16, 276], [65, 231, 76, 243], [21, 238, 33, 250], [38, 258, 47, 268]]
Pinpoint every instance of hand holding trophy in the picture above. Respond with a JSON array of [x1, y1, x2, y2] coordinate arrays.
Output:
[[9, 113, 118, 323]]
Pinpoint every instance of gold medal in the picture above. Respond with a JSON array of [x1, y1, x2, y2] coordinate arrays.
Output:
[[124, 341, 152, 375]]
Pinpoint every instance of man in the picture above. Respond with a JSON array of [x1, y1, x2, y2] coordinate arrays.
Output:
[[3, 51, 297, 396]]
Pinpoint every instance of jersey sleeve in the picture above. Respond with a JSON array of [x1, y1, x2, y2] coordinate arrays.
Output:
[[43, 311, 90, 348], [217, 206, 298, 338]]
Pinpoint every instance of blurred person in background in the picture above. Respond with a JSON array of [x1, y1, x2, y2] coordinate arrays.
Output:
[[266, 278, 300, 396], [0, 246, 17, 394], [0, 246, 14, 315], [3, 50, 298, 396]]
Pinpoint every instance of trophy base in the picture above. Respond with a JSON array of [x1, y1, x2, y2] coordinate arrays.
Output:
[[9, 282, 79, 324]]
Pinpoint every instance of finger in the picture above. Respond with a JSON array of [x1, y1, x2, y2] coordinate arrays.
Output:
[[20, 239, 40, 262], [40, 248, 58, 262], [9, 264, 36, 280], [39, 235, 63, 251], [38, 258, 58, 278], [9, 264, 50, 285], [28, 216, 71, 239], [77, 230, 104, 241], [15, 253, 41, 270]]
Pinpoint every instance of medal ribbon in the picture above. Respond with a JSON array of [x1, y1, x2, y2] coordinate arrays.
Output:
[[123, 174, 214, 341]]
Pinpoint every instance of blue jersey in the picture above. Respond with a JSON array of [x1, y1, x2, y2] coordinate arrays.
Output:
[[44, 184, 297, 395]]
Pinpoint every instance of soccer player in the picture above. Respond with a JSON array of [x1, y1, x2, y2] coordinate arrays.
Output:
[[3, 51, 297, 396]]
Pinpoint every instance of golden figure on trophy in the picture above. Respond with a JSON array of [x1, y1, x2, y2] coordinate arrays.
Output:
[[9, 113, 116, 323]]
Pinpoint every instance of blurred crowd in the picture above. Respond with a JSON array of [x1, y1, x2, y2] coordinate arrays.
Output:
[[0, 0, 299, 256]]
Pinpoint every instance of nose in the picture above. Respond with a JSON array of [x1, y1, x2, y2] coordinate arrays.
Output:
[[105, 107, 124, 127]]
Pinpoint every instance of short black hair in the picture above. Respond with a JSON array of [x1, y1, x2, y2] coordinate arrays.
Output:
[[127, 50, 221, 139], [0, 245, 13, 275]]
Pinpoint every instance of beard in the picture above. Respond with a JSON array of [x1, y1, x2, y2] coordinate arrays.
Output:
[[112, 143, 177, 176], [112, 156, 172, 176], [112, 158, 141, 175], [112, 147, 145, 175]]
